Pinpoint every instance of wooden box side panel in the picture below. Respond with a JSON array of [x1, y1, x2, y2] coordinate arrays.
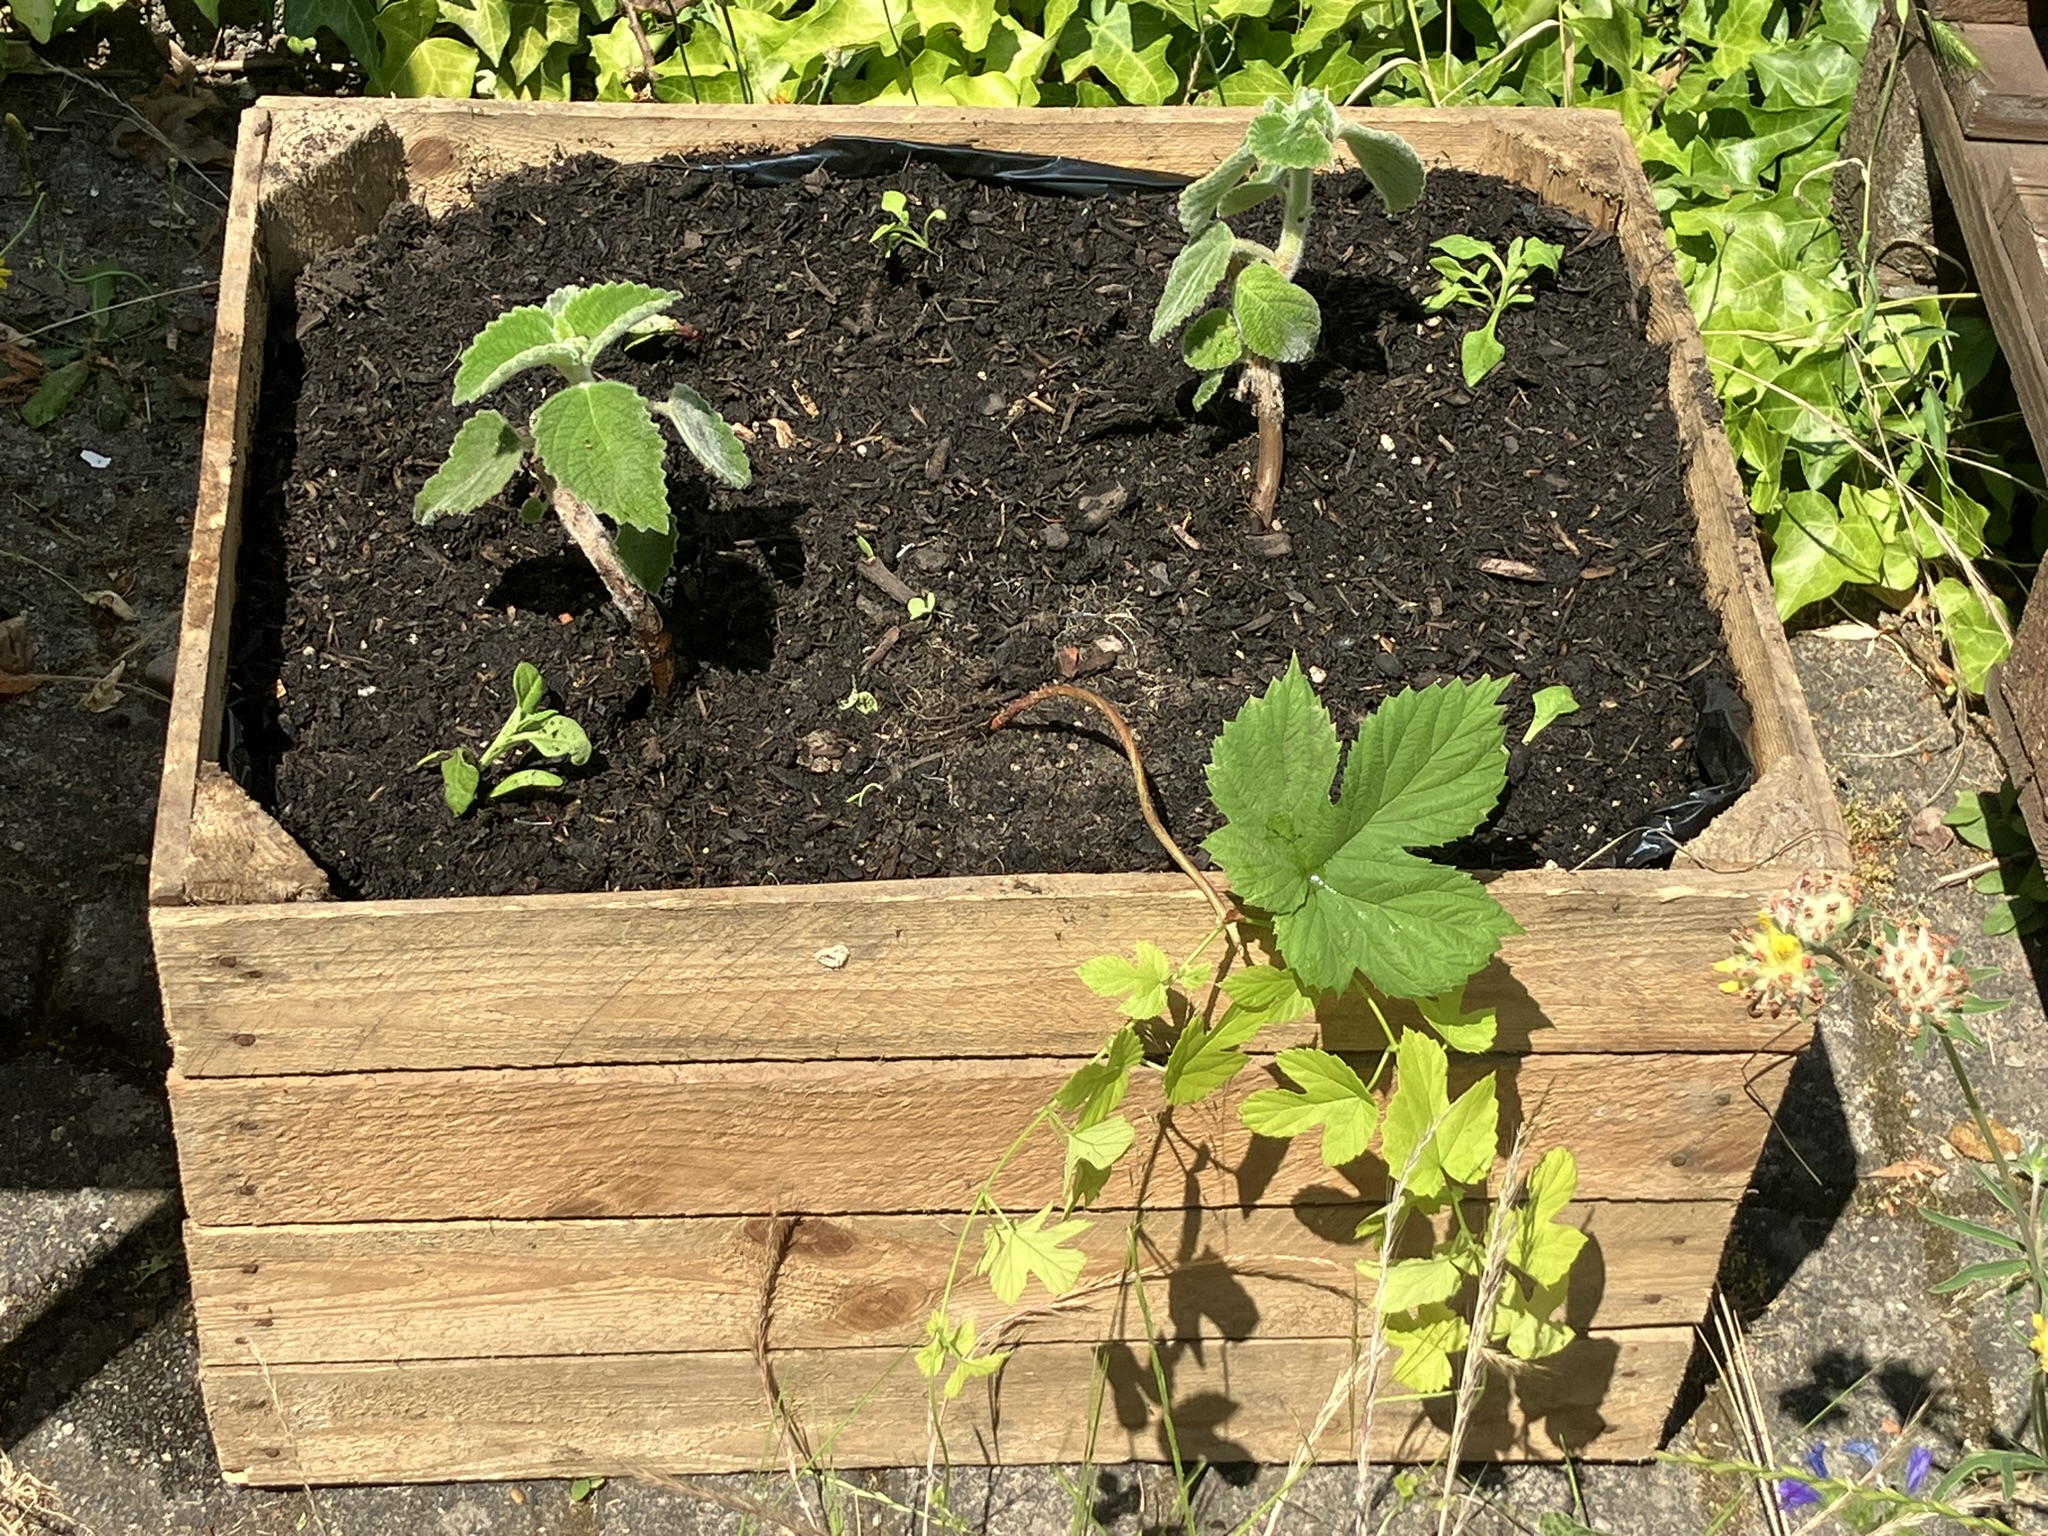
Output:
[[202, 1326, 1693, 1483], [167, 1049, 1791, 1225], [187, 1200, 1727, 1367], [154, 869, 1805, 1077]]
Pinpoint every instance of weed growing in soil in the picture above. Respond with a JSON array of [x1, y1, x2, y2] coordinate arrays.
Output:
[[417, 660, 591, 815], [911, 663, 1587, 1459], [1150, 88, 1424, 528], [869, 188, 945, 259], [415, 280, 751, 693], [1424, 233, 1565, 388], [1524, 683, 1581, 743]]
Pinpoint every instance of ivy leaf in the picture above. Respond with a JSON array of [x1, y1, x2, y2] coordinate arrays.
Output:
[[559, 280, 681, 364], [440, 0, 511, 61], [1932, 577, 2010, 695], [1079, 0, 1176, 104], [531, 380, 670, 533], [979, 1206, 1091, 1304], [414, 409, 524, 523], [1161, 1009, 1263, 1105], [1150, 221, 1236, 345], [1181, 308, 1243, 372], [1054, 1028, 1142, 1127], [1414, 987, 1496, 1053], [452, 305, 580, 404], [1075, 944, 1177, 1021], [654, 383, 753, 490], [1336, 121, 1426, 213], [1512, 1146, 1587, 1289], [1378, 1254, 1463, 1313], [1239, 1047, 1377, 1167], [1231, 263, 1321, 363]]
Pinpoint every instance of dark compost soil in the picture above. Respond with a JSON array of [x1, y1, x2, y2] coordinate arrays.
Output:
[[230, 152, 1737, 901]]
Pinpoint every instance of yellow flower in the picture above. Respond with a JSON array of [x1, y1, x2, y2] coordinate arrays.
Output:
[[2031, 1312, 2048, 1375], [1716, 914, 1825, 1018], [0, 256, 10, 291]]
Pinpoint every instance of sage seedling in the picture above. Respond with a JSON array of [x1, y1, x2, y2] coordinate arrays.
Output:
[[415, 281, 752, 694], [418, 661, 591, 816], [1424, 233, 1564, 387], [1150, 88, 1424, 527], [870, 188, 945, 258]]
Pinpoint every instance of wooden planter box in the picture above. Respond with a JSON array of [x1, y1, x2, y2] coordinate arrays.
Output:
[[149, 99, 1848, 1488]]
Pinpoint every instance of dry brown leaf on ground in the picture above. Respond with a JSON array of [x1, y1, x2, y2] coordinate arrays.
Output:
[[0, 1446, 86, 1534], [77, 660, 124, 713], [1947, 1118, 2022, 1163], [1907, 803, 1955, 854], [80, 589, 136, 621], [0, 342, 43, 403], [1868, 1156, 1944, 1181], [114, 77, 231, 173], [0, 615, 43, 698]]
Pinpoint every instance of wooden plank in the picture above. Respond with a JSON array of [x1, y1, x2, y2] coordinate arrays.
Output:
[[1929, 0, 2045, 23], [149, 108, 273, 909], [168, 1051, 1788, 1226], [151, 867, 1807, 1076], [200, 1325, 1694, 1482], [187, 1201, 1725, 1366], [1911, 35, 2048, 477], [1944, 23, 2048, 142]]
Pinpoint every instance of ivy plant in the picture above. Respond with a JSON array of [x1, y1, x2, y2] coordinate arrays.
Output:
[[418, 661, 591, 815], [415, 280, 751, 695], [1149, 88, 1424, 528], [1423, 233, 1565, 388]]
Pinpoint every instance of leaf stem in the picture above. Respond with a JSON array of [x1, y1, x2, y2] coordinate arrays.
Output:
[[990, 683, 1234, 935], [549, 483, 675, 694], [1246, 358, 1286, 528]]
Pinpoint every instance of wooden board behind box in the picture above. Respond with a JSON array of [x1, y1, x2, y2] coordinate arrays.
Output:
[[149, 100, 1847, 1487]]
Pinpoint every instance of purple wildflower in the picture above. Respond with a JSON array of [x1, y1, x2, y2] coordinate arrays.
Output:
[[1906, 1445, 1934, 1494], [1777, 1443, 1828, 1511], [1844, 1439, 1879, 1469]]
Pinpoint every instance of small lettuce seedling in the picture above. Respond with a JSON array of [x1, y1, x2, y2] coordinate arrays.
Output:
[[1150, 88, 1424, 528], [871, 189, 945, 259], [1423, 234, 1564, 388], [415, 281, 752, 694], [419, 661, 591, 816]]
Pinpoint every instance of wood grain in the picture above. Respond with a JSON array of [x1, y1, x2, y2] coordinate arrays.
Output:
[[169, 1051, 1789, 1226], [152, 867, 1807, 1076], [1943, 23, 2048, 142], [201, 1324, 1694, 1483], [187, 1201, 1724, 1366], [149, 108, 273, 909]]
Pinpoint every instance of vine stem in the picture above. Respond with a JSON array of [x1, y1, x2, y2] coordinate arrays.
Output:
[[990, 683, 1234, 935], [1245, 358, 1286, 528], [549, 484, 675, 694]]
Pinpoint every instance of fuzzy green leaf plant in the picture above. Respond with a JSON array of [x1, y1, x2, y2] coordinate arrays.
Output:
[[1149, 87, 1424, 528], [415, 281, 751, 694]]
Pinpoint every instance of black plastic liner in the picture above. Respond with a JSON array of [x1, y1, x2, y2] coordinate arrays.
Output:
[[692, 135, 1189, 198], [1609, 672, 1755, 868]]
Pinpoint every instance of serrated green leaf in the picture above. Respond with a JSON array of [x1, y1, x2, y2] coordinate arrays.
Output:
[[1076, 943, 1176, 1020], [1244, 89, 1338, 169], [559, 281, 681, 364], [1380, 1030, 1450, 1196], [1281, 843, 1517, 997], [453, 306, 581, 404], [1150, 221, 1236, 345], [1239, 1047, 1377, 1167], [944, 1347, 1011, 1399], [1176, 144, 1257, 233], [531, 380, 669, 533], [1064, 1113, 1134, 1205], [979, 1207, 1091, 1304], [1414, 987, 1496, 1053], [1513, 1147, 1586, 1288], [1379, 1255, 1462, 1313], [1192, 371, 1224, 411], [655, 382, 752, 490], [1217, 964, 1314, 1026], [1435, 1075, 1499, 1188], [1932, 576, 2010, 695], [1161, 1009, 1263, 1105], [1055, 1028, 1142, 1126], [1335, 121, 1425, 213], [1206, 656, 1340, 829], [1181, 307, 1242, 371], [1341, 676, 1512, 848], [416, 409, 524, 523], [1523, 684, 1581, 744], [440, 750, 481, 815], [1232, 263, 1321, 363], [1381, 1302, 1466, 1393]]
